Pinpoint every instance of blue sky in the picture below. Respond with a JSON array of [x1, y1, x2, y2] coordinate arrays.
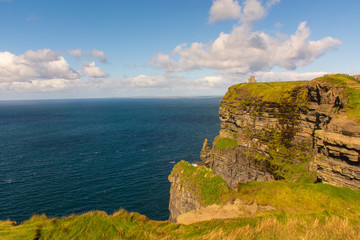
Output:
[[0, 0, 359, 100]]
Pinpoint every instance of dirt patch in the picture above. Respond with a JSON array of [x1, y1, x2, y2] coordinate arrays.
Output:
[[176, 199, 276, 225]]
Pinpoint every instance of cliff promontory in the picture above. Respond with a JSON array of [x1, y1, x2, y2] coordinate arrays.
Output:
[[200, 74, 360, 189], [168, 160, 228, 222]]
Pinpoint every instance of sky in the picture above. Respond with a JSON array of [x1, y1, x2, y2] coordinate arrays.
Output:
[[0, 0, 359, 100]]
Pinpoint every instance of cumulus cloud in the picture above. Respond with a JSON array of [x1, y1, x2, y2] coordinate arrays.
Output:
[[0, 49, 107, 93], [240, 0, 266, 23], [275, 22, 341, 70], [149, 52, 182, 72], [209, 0, 242, 23], [81, 61, 108, 78], [209, 0, 269, 24], [0, 49, 80, 83], [150, 0, 341, 76], [150, 18, 341, 75]]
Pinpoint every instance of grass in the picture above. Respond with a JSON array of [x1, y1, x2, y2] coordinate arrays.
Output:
[[169, 161, 229, 206], [223, 80, 308, 103], [1, 181, 359, 239], [220, 181, 360, 223], [214, 137, 238, 150], [1, 166, 359, 239]]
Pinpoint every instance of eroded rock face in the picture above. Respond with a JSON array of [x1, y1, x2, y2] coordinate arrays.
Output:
[[200, 78, 360, 189], [168, 161, 229, 222], [168, 170, 202, 222]]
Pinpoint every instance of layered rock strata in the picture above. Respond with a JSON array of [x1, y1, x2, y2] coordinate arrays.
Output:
[[200, 75, 360, 189]]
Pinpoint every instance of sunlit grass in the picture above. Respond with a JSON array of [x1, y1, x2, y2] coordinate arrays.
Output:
[[1, 208, 359, 239], [169, 161, 229, 206], [213, 137, 238, 150]]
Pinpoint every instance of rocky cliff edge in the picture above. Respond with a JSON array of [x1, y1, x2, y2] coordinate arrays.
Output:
[[200, 74, 360, 189]]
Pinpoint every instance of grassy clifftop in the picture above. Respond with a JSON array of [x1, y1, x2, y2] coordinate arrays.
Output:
[[1, 178, 359, 239], [223, 74, 360, 123]]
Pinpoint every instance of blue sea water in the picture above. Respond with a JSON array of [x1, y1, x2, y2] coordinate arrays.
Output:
[[0, 98, 221, 223]]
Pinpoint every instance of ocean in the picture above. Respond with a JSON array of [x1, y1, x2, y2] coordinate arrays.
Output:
[[0, 98, 221, 223]]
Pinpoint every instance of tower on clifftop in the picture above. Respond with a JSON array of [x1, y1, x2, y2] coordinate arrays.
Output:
[[248, 76, 256, 83]]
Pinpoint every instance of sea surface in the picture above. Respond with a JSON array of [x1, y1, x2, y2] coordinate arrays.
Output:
[[0, 98, 221, 222]]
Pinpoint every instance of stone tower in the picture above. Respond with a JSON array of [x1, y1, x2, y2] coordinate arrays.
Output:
[[248, 76, 256, 83]]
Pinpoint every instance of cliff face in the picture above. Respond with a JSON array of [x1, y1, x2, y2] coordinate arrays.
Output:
[[201, 75, 360, 189], [168, 161, 228, 222], [168, 167, 202, 222]]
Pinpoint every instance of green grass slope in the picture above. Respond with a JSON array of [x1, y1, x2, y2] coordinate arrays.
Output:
[[1, 182, 359, 239]]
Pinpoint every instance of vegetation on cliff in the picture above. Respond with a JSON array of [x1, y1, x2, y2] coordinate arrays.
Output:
[[224, 74, 360, 122], [313, 74, 360, 122], [250, 127, 316, 183], [213, 136, 238, 150], [169, 160, 228, 206], [214, 74, 360, 186], [223, 80, 308, 104]]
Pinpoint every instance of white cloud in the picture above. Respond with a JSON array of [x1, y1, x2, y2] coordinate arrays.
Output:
[[127, 74, 167, 88], [274, 22, 342, 70], [209, 0, 269, 24], [150, 21, 341, 75], [240, 0, 266, 23], [151, 0, 341, 76], [248, 71, 328, 82], [266, 0, 281, 7], [5, 79, 75, 92], [0, 49, 80, 83], [68, 49, 107, 63], [91, 49, 107, 63], [68, 49, 82, 59], [192, 75, 229, 90], [149, 52, 182, 72], [209, 0, 242, 23], [81, 61, 108, 78]]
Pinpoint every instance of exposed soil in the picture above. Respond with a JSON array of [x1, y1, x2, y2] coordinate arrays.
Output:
[[176, 199, 276, 225]]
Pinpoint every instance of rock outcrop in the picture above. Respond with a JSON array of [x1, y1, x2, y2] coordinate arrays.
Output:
[[200, 74, 360, 189], [168, 161, 228, 222]]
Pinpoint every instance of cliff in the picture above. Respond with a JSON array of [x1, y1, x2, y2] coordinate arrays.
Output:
[[168, 160, 228, 222], [200, 74, 360, 189]]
